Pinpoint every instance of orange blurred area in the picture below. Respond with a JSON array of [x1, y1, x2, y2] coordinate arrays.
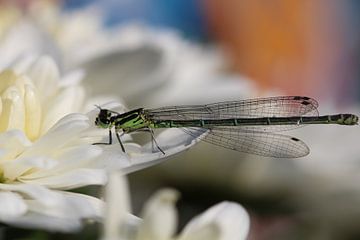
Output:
[[205, 0, 351, 100]]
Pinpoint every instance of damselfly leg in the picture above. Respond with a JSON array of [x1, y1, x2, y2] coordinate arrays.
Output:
[[148, 128, 165, 154], [93, 129, 126, 153]]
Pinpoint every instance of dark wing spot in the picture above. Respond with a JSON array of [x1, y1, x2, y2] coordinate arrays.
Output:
[[301, 101, 310, 106], [291, 137, 300, 142], [293, 96, 311, 101]]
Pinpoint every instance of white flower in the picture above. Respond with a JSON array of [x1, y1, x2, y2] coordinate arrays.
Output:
[[0, 54, 203, 232], [102, 172, 250, 240], [0, 56, 85, 140], [0, 5, 208, 230], [0, 55, 104, 231]]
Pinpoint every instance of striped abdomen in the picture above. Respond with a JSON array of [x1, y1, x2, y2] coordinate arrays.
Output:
[[151, 114, 358, 128]]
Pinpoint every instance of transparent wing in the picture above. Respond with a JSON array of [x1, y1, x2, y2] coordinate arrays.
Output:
[[147, 96, 318, 119], [146, 96, 319, 132], [182, 127, 309, 158]]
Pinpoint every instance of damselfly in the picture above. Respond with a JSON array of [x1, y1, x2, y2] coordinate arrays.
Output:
[[94, 96, 358, 158]]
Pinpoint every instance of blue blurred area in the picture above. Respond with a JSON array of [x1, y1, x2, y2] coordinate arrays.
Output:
[[63, 0, 209, 40], [62, 0, 94, 8]]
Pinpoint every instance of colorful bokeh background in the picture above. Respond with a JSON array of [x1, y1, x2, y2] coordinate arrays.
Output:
[[65, 0, 360, 105], [1, 1, 359, 239]]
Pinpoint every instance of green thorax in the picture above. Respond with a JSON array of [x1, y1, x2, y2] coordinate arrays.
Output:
[[114, 108, 150, 133]]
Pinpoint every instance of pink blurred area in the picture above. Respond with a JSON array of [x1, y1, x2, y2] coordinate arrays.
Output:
[[0, 0, 38, 9], [204, 1, 357, 104]]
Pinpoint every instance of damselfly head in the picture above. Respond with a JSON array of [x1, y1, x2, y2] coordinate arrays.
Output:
[[95, 107, 112, 129]]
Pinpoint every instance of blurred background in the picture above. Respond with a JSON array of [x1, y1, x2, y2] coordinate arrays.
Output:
[[63, 0, 360, 105], [1, 0, 360, 239]]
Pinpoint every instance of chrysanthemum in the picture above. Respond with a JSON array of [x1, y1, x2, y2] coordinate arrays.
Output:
[[0, 55, 101, 231], [0, 55, 201, 232]]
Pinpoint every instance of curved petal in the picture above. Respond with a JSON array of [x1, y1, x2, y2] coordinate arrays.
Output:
[[0, 191, 102, 232], [136, 189, 179, 240], [0, 129, 31, 161], [1, 85, 25, 130], [0, 183, 64, 206], [41, 85, 85, 134], [27, 55, 60, 101], [80, 42, 174, 106], [0, 20, 61, 71], [20, 144, 103, 179], [178, 223, 220, 240], [24, 83, 42, 140], [2, 155, 58, 181], [24, 191, 103, 222], [20, 168, 107, 189], [102, 171, 131, 240], [179, 202, 250, 240], [122, 128, 205, 174], [0, 192, 27, 218], [23, 113, 90, 157], [1, 211, 83, 233]]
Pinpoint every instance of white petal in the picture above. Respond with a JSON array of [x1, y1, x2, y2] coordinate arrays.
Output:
[[59, 69, 85, 87], [27, 55, 59, 101], [24, 83, 42, 140], [11, 54, 37, 74], [20, 144, 102, 179], [0, 129, 31, 161], [0, 21, 60, 70], [2, 211, 83, 233], [137, 189, 179, 240], [20, 168, 107, 189], [0, 190, 102, 233], [178, 223, 220, 240], [22, 113, 90, 158], [180, 202, 250, 240], [1, 86, 25, 131], [0, 70, 17, 93], [26, 191, 103, 220], [50, 112, 89, 129], [102, 171, 131, 240], [123, 128, 205, 173], [80, 44, 171, 105], [41, 85, 85, 134], [91, 145, 135, 171], [2, 155, 58, 181], [0, 183, 61, 206], [0, 192, 27, 218], [54, 145, 102, 170]]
